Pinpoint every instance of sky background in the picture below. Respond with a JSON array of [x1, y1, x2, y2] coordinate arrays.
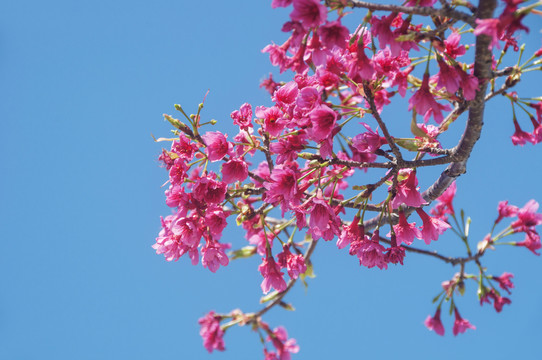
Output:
[[1, 1, 542, 359]]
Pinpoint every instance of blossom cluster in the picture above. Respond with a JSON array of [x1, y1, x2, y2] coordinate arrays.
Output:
[[153, 0, 542, 357]]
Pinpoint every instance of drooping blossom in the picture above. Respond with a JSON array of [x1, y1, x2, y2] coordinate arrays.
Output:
[[431, 181, 457, 220], [384, 239, 406, 265], [474, 18, 501, 50], [318, 20, 349, 49], [390, 211, 422, 246], [416, 208, 451, 244], [391, 170, 426, 209], [201, 240, 230, 273], [408, 73, 448, 123], [352, 230, 388, 270], [198, 311, 225, 353], [259, 256, 288, 294], [452, 308, 476, 336], [424, 308, 445, 336], [480, 288, 511, 313], [516, 230, 541, 255], [290, 0, 327, 29], [338, 216, 363, 249], [267, 326, 300, 360], [456, 67, 479, 101], [277, 245, 307, 279], [491, 272, 514, 294], [435, 59, 460, 94], [204, 205, 229, 238], [306, 190, 341, 241]]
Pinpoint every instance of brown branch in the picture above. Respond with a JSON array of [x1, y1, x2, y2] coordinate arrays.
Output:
[[363, 81, 405, 165], [363, 0, 498, 231], [378, 236, 485, 266], [347, 0, 476, 27]]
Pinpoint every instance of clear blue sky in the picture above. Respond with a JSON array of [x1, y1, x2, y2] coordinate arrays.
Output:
[[1, 1, 541, 359]]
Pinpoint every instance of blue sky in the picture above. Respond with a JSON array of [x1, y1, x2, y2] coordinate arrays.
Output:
[[1, 1, 542, 359]]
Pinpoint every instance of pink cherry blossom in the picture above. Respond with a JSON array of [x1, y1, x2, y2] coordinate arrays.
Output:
[[192, 174, 227, 205], [171, 214, 204, 247], [416, 208, 451, 244], [424, 308, 445, 336], [259, 256, 287, 294], [511, 200, 542, 231], [452, 308, 476, 336], [272, 0, 293, 8], [392, 170, 426, 209], [444, 31, 466, 58], [408, 73, 448, 123], [480, 289, 511, 313], [230, 103, 253, 130], [354, 230, 388, 270], [473, 18, 501, 50], [170, 134, 198, 161], [290, 0, 327, 29], [390, 211, 422, 246], [267, 326, 299, 360], [492, 272, 514, 294], [153, 215, 198, 263], [277, 245, 307, 279], [198, 311, 225, 353], [201, 240, 229, 273], [435, 59, 460, 94], [318, 20, 349, 49], [274, 81, 299, 107], [204, 205, 229, 238], [202, 131, 231, 161], [308, 104, 337, 142], [496, 200, 519, 224], [221, 158, 249, 184], [306, 190, 341, 241], [516, 230, 541, 255], [384, 243, 406, 265], [338, 216, 363, 249]]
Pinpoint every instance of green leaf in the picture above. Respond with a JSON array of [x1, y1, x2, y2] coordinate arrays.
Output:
[[395, 138, 420, 152], [229, 246, 257, 260], [260, 290, 279, 304], [299, 263, 316, 290], [278, 301, 295, 311], [410, 111, 430, 139]]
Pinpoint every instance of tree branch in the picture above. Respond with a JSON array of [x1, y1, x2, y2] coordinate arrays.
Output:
[[347, 0, 476, 27]]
